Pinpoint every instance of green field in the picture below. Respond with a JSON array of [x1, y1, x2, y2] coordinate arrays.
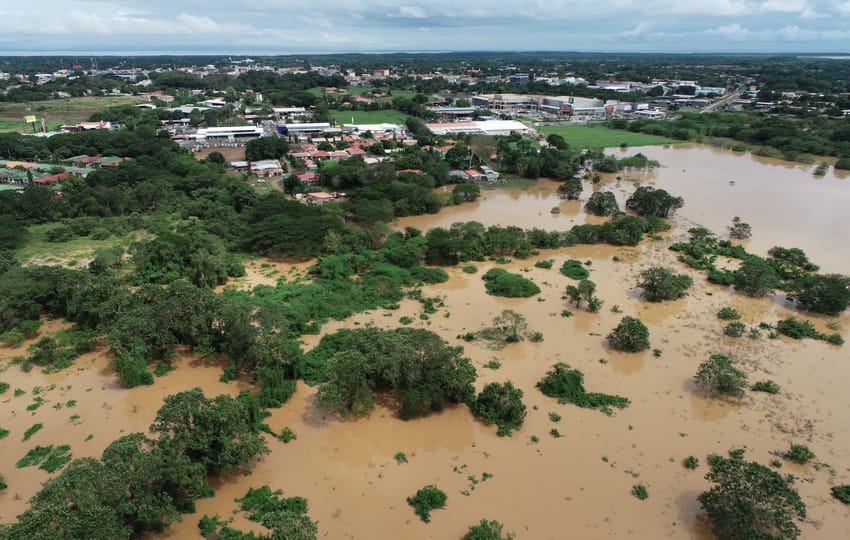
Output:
[[537, 124, 677, 148], [0, 96, 143, 133], [329, 109, 411, 125]]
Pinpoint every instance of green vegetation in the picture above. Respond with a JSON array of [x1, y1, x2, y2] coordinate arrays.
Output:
[[467, 310, 534, 348], [463, 264, 479, 273], [831, 485, 850, 504], [481, 268, 540, 297], [699, 450, 806, 540], [632, 484, 649, 500], [584, 191, 619, 216], [626, 186, 683, 218], [17, 444, 73, 473], [782, 444, 815, 464], [537, 363, 629, 414], [306, 327, 476, 419], [728, 217, 752, 240], [471, 382, 527, 437], [22, 423, 43, 441], [199, 485, 317, 539], [534, 259, 553, 269], [407, 485, 447, 523], [463, 519, 515, 540], [751, 380, 781, 394], [565, 279, 602, 312], [777, 317, 843, 345], [607, 316, 650, 352], [636, 266, 693, 301], [693, 354, 748, 398], [787, 274, 850, 316], [684, 456, 700, 469], [560, 259, 589, 279], [394, 452, 408, 465], [538, 124, 676, 148], [723, 321, 746, 337], [717, 307, 741, 320]]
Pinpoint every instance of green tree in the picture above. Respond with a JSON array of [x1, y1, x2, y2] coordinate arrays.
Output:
[[693, 354, 748, 398], [734, 258, 779, 297], [607, 316, 650, 352], [557, 178, 582, 200], [565, 279, 598, 310], [637, 266, 693, 301], [788, 274, 850, 315], [471, 381, 527, 436], [464, 519, 515, 540], [625, 186, 683, 218], [584, 191, 619, 216], [150, 388, 269, 475], [314, 350, 376, 417], [698, 451, 806, 540]]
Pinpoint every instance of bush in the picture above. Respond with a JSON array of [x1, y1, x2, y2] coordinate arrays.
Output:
[[462, 265, 478, 273], [751, 380, 780, 394], [636, 267, 693, 301], [683, 456, 699, 469], [782, 444, 815, 464], [632, 484, 649, 500], [834, 157, 850, 170], [45, 224, 75, 243], [693, 354, 748, 398], [407, 485, 447, 523], [723, 322, 746, 337], [481, 268, 540, 298], [734, 258, 779, 297], [717, 307, 741, 320], [534, 260, 553, 269], [831, 485, 850, 504], [787, 274, 850, 316], [699, 450, 806, 540], [560, 259, 589, 279], [607, 316, 650, 352], [536, 363, 629, 413], [471, 382, 527, 436], [463, 519, 514, 540]]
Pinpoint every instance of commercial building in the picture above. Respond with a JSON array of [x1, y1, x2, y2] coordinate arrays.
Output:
[[470, 94, 604, 116], [425, 120, 535, 137], [194, 126, 264, 143]]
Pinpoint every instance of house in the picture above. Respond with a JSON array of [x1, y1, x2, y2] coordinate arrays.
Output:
[[250, 159, 284, 177], [296, 171, 318, 184], [34, 172, 71, 185], [305, 191, 344, 204]]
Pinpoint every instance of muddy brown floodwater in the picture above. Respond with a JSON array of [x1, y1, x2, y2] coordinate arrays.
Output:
[[2, 144, 850, 539]]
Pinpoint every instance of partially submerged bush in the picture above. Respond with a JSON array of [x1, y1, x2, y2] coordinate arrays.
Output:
[[481, 268, 540, 298], [782, 444, 815, 464], [537, 363, 629, 413], [607, 316, 650, 352], [407, 485, 447, 523], [751, 380, 780, 394], [636, 267, 693, 301], [560, 259, 589, 279], [471, 382, 527, 436], [693, 354, 748, 398]]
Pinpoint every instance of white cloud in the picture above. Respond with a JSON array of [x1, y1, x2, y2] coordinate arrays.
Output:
[[392, 6, 427, 18]]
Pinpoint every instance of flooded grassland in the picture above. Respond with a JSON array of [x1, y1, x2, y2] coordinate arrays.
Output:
[[2, 144, 850, 539]]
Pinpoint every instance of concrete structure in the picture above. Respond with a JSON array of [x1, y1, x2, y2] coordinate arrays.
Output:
[[194, 125, 264, 143], [425, 120, 535, 137], [470, 94, 604, 116], [340, 123, 404, 135]]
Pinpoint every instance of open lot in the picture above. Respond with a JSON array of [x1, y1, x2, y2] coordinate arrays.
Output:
[[329, 109, 410, 124], [0, 96, 143, 133]]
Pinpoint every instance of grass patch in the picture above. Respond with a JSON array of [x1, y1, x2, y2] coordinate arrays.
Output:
[[17, 224, 139, 266], [0, 96, 142, 133], [328, 109, 411, 125], [537, 124, 677, 148]]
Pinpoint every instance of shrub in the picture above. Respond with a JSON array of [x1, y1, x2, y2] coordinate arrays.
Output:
[[481, 268, 540, 298], [407, 485, 447, 523], [717, 307, 741, 320], [831, 485, 850, 504], [835, 157, 850, 170], [782, 444, 815, 464], [560, 259, 589, 279], [534, 260, 553, 269], [607, 316, 650, 352], [463, 519, 514, 540], [45, 224, 75, 243], [684, 456, 699, 469], [632, 484, 649, 500], [394, 452, 408, 464], [637, 267, 693, 301], [751, 380, 780, 394], [471, 382, 527, 437], [462, 265, 479, 274], [693, 354, 748, 398], [537, 363, 629, 413], [728, 217, 752, 240], [734, 258, 779, 297], [699, 450, 806, 540], [723, 322, 746, 337]]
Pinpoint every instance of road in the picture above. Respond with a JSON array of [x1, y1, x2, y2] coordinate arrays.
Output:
[[701, 89, 743, 114]]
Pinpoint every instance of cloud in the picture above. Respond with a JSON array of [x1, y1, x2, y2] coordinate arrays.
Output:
[[393, 6, 427, 18]]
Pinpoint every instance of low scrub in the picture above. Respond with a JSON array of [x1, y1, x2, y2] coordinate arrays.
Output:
[[481, 268, 540, 297], [537, 363, 629, 414], [407, 485, 447, 523]]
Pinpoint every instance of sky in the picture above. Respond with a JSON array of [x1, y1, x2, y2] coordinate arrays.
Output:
[[3, 0, 850, 54]]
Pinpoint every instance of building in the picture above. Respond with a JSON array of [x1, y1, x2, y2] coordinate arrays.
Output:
[[194, 125, 264, 143], [509, 73, 529, 85], [425, 120, 536, 137], [470, 94, 604, 116]]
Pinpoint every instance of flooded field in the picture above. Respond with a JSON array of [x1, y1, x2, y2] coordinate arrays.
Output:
[[2, 144, 850, 539]]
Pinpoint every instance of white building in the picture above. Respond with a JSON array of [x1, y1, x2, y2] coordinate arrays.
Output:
[[425, 120, 536, 137]]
